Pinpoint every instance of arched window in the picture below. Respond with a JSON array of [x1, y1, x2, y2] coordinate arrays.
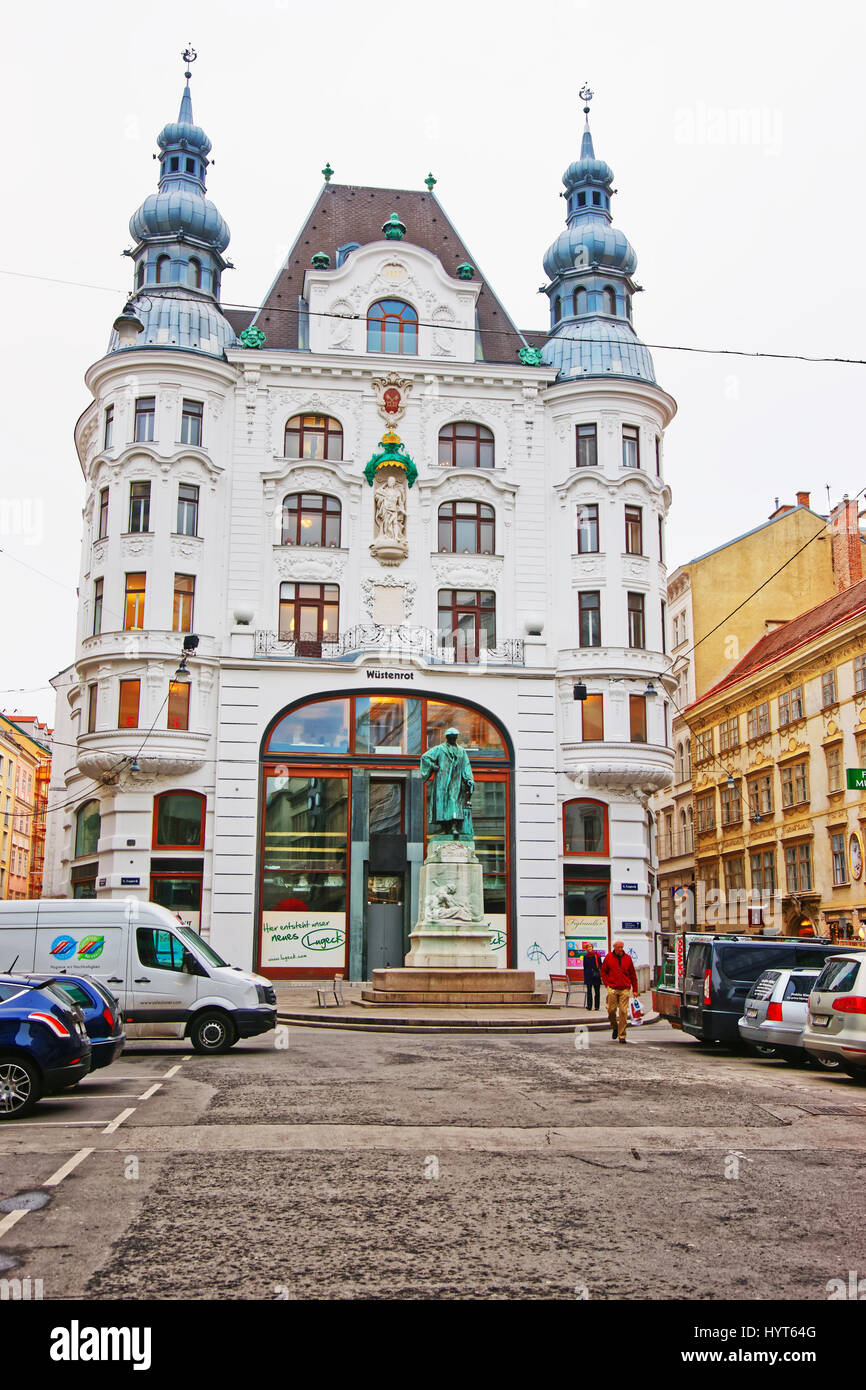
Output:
[[74, 800, 100, 858], [573, 287, 587, 316], [553, 295, 562, 324], [153, 791, 206, 849], [563, 799, 608, 855], [685, 738, 692, 778], [625, 294, 632, 320], [136, 262, 145, 289], [188, 257, 202, 289], [438, 501, 495, 554], [438, 422, 495, 469], [281, 493, 342, 547], [603, 286, 616, 315], [367, 299, 418, 354], [284, 413, 343, 461], [156, 255, 171, 284], [677, 741, 686, 782]]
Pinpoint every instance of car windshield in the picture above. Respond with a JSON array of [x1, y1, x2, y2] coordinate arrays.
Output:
[[783, 973, 819, 1003], [172, 921, 227, 969], [814, 958, 861, 994]]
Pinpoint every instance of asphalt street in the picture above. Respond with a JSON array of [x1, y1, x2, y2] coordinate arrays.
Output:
[[1, 1022, 865, 1300]]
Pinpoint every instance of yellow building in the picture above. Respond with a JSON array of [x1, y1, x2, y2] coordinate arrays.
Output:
[[0, 724, 20, 900], [0, 714, 52, 900], [686, 573, 866, 939]]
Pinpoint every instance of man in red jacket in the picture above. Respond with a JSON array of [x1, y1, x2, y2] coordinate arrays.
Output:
[[601, 941, 639, 1043]]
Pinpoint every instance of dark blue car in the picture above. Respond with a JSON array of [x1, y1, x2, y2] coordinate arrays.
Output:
[[0, 974, 92, 1119], [26, 974, 125, 1071]]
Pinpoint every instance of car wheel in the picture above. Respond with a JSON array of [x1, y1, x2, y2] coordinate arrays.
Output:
[[0, 1055, 41, 1119], [748, 1043, 778, 1059], [189, 1011, 236, 1055], [806, 1051, 841, 1072]]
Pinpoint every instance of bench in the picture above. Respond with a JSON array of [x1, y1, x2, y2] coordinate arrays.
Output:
[[548, 973, 582, 1006], [316, 974, 345, 1008]]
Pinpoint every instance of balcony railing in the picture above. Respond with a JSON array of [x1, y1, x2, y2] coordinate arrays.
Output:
[[255, 625, 525, 666]]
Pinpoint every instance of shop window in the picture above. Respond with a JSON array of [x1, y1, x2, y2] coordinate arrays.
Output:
[[281, 493, 342, 547], [71, 863, 97, 899], [438, 422, 495, 469], [425, 702, 507, 757], [261, 773, 349, 916], [153, 791, 205, 849], [564, 799, 608, 855], [74, 800, 100, 858], [284, 414, 343, 461], [266, 699, 351, 755], [356, 697, 421, 755], [367, 299, 418, 354], [150, 858, 204, 929]]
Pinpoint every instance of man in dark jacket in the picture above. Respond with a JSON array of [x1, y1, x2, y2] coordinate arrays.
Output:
[[582, 946, 602, 1011], [601, 941, 639, 1043]]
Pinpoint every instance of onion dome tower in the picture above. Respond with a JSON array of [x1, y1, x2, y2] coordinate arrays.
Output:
[[112, 48, 236, 357], [541, 86, 654, 382]]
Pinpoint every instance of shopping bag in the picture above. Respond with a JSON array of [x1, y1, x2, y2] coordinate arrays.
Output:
[[629, 997, 644, 1025]]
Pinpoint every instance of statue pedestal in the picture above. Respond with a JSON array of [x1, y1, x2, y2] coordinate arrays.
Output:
[[404, 838, 500, 969]]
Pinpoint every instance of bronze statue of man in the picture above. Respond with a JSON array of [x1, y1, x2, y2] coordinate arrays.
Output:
[[420, 727, 474, 838]]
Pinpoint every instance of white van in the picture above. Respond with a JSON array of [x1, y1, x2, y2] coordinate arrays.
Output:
[[0, 899, 276, 1054]]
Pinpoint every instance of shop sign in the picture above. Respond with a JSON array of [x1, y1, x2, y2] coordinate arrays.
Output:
[[846, 768, 866, 791], [261, 911, 347, 968]]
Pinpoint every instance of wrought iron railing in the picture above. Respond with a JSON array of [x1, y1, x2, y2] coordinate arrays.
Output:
[[255, 625, 525, 666]]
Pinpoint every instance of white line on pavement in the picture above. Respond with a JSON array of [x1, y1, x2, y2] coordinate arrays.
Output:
[[43, 1147, 94, 1188], [0, 1209, 28, 1238], [138, 1083, 162, 1101], [102, 1107, 136, 1134], [162, 1065, 181, 1079]]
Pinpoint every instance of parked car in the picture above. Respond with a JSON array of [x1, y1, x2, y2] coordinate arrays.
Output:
[[804, 954, 866, 1078], [25, 974, 125, 1072], [0, 974, 92, 1119], [681, 935, 859, 1044], [738, 967, 839, 1069]]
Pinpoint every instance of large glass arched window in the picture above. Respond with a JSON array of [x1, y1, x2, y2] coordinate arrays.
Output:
[[438, 500, 495, 554], [563, 799, 608, 855], [438, 422, 495, 469], [74, 800, 100, 858], [281, 493, 341, 547], [153, 791, 205, 849], [367, 299, 418, 354], [284, 414, 343, 461]]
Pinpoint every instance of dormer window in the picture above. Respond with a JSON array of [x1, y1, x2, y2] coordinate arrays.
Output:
[[367, 299, 418, 355]]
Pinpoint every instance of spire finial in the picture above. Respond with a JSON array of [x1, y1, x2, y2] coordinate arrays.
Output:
[[182, 45, 197, 81], [579, 82, 593, 117]]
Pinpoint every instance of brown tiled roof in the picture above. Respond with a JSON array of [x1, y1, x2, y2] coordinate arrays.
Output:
[[694, 576, 866, 705], [246, 183, 529, 364], [224, 307, 255, 335]]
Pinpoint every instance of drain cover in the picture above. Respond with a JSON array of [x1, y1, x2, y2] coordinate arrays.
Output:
[[0, 1191, 51, 1213]]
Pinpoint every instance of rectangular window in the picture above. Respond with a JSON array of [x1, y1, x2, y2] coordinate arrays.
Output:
[[785, 842, 812, 893], [660, 599, 667, 655], [625, 505, 643, 555], [128, 481, 151, 533], [821, 668, 837, 707], [92, 577, 104, 636], [576, 423, 597, 468], [133, 396, 156, 443], [172, 574, 195, 633], [831, 832, 848, 885], [718, 716, 739, 753], [576, 504, 599, 554], [655, 436, 661, 476], [825, 744, 843, 793], [578, 591, 601, 647], [695, 729, 714, 762], [167, 681, 190, 731], [622, 424, 640, 469], [437, 589, 496, 663], [855, 654, 866, 694], [87, 683, 98, 734], [750, 850, 776, 895], [696, 793, 716, 833], [118, 679, 140, 729], [724, 855, 745, 892], [747, 772, 773, 818], [720, 780, 742, 827], [778, 685, 804, 726], [781, 759, 809, 808], [97, 487, 109, 540], [124, 572, 146, 630], [658, 516, 664, 562], [180, 399, 203, 447], [103, 404, 114, 450], [629, 693, 647, 743], [627, 591, 645, 649], [279, 582, 341, 656], [581, 693, 604, 741], [746, 701, 770, 739], [177, 483, 200, 537]]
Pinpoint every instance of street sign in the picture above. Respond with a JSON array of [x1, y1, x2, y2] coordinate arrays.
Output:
[[846, 768, 866, 790]]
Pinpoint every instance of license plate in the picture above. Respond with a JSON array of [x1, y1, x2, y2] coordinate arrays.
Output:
[[811, 1015, 830, 1027], [746, 1008, 758, 1018]]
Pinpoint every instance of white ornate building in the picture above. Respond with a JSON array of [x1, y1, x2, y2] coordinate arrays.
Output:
[[45, 69, 676, 980]]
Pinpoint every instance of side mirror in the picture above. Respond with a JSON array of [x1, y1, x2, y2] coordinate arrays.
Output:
[[182, 948, 206, 977]]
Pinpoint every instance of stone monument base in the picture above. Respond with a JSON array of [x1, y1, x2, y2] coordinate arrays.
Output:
[[405, 836, 500, 969], [361, 967, 544, 1007]]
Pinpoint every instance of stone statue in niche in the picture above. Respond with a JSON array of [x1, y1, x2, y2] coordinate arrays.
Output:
[[370, 466, 408, 566]]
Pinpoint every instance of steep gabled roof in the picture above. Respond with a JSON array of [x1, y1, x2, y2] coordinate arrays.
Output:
[[693, 576, 866, 706], [247, 183, 528, 364]]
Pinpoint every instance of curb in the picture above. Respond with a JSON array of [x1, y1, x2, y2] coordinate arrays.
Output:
[[274, 1011, 662, 1036]]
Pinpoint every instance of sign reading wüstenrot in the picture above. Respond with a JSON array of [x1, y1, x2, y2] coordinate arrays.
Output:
[[365, 668, 414, 680], [846, 768, 866, 790]]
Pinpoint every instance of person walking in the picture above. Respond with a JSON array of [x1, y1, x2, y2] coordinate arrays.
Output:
[[601, 941, 639, 1044], [582, 946, 602, 1011]]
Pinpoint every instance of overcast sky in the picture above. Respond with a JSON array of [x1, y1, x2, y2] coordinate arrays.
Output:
[[1, 0, 864, 725]]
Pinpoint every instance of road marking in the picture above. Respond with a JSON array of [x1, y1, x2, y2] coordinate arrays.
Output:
[[162, 1065, 181, 1079], [102, 1107, 136, 1134], [43, 1147, 94, 1187], [138, 1083, 162, 1101], [0, 1209, 28, 1237]]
